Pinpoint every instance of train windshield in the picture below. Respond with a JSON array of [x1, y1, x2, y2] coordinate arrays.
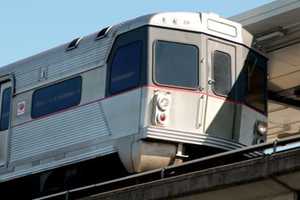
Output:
[[154, 41, 199, 89], [242, 50, 267, 114]]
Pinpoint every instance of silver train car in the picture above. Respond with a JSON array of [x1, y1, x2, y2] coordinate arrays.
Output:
[[0, 12, 267, 193]]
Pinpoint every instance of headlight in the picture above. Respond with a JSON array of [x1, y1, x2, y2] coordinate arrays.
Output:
[[157, 96, 170, 111], [152, 92, 172, 126], [256, 121, 267, 136]]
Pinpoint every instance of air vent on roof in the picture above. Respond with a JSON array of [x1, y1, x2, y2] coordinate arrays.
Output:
[[95, 26, 110, 40], [66, 37, 81, 51]]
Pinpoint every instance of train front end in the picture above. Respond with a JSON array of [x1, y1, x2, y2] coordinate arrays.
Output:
[[115, 12, 267, 172]]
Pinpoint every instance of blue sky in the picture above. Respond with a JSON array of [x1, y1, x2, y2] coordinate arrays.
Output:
[[0, 0, 273, 67]]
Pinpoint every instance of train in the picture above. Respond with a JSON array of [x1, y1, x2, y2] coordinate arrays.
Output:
[[0, 12, 267, 197]]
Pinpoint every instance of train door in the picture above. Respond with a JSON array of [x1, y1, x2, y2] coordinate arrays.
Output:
[[205, 39, 236, 140], [0, 80, 12, 167]]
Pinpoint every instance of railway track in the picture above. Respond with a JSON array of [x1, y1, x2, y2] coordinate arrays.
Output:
[[34, 135, 300, 200]]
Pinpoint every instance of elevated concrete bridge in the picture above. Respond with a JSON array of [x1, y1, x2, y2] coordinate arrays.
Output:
[[81, 145, 300, 200]]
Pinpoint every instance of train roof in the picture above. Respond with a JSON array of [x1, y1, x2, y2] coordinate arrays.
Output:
[[0, 12, 252, 76]]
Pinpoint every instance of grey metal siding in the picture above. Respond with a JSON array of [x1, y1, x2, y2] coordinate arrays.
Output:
[[0, 17, 143, 93], [15, 69, 40, 90], [47, 38, 112, 78], [10, 102, 109, 162], [13, 37, 113, 91]]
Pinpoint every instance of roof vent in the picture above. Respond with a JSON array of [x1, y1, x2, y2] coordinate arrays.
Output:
[[95, 26, 110, 40], [66, 37, 81, 51]]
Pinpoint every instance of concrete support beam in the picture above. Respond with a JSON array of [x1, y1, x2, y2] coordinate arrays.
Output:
[[230, 0, 300, 32], [80, 148, 300, 200]]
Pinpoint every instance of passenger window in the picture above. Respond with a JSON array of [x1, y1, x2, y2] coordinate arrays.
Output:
[[213, 51, 232, 96], [31, 77, 82, 118], [109, 41, 142, 94], [0, 87, 12, 131], [155, 41, 199, 89]]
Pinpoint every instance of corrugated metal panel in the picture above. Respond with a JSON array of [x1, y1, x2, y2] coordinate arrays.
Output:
[[48, 38, 112, 78], [12, 36, 114, 91], [1, 145, 116, 182], [10, 102, 109, 162], [15, 69, 40, 90], [0, 19, 138, 91]]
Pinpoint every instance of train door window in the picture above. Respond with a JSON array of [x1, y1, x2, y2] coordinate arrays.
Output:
[[31, 77, 82, 118], [212, 50, 231, 96], [109, 41, 142, 94], [154, 41, 198, 89], [0, 87, 12, 131]]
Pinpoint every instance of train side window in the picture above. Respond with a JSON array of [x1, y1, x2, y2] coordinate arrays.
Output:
[[0, 87, 12, 131], [212, 51, 231, 96], [154, 41, 198, 89], [109, 41, 142, 94], [244, 52, 267, 113], [31, 77, 82, 119]]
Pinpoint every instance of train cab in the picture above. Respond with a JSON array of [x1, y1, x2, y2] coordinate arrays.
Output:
[[103, 13, 268, 172]]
